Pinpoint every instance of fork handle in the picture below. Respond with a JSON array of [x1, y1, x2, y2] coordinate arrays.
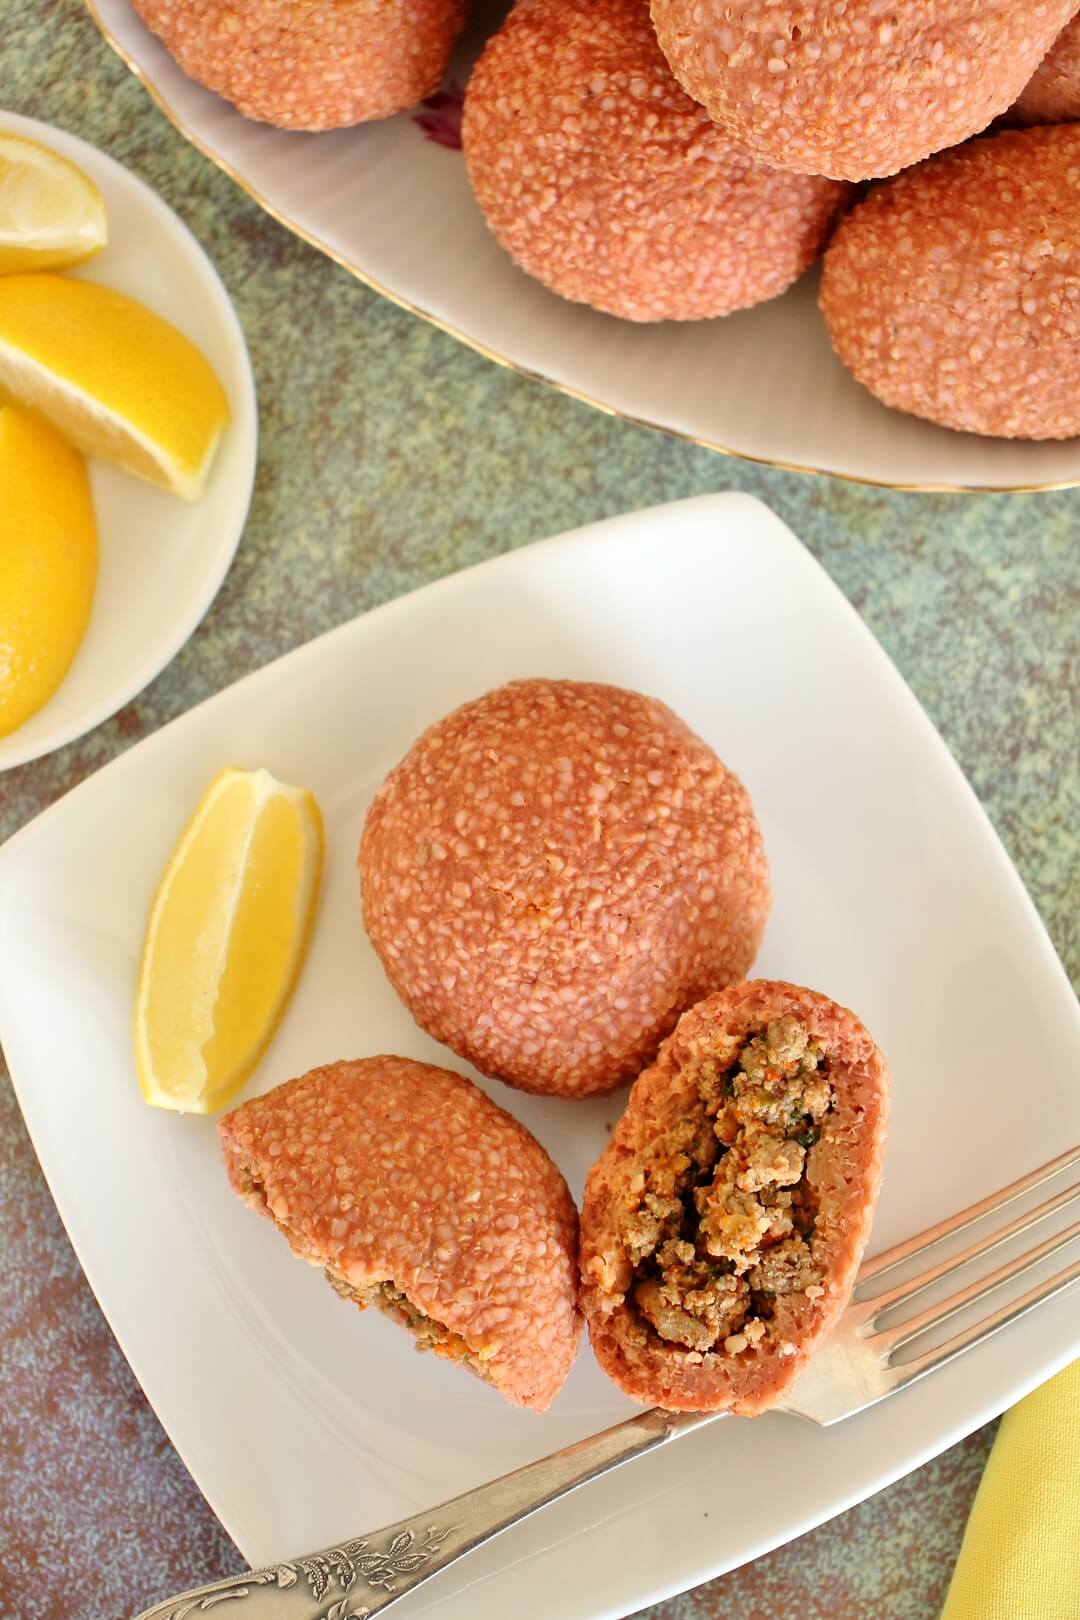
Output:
[[132, 1406, 717, 1620]]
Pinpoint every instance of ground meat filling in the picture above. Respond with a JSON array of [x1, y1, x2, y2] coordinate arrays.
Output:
[[624, 1017, 833, 1356], [324, 1272, 492, 1380]]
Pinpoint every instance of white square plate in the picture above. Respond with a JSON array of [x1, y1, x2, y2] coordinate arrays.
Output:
[[1, 494, 1077, 1620]]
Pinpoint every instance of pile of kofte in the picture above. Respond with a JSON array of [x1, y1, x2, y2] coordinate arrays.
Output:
[[221, 678, 889, 1415], [136, 0, 1080, 441]]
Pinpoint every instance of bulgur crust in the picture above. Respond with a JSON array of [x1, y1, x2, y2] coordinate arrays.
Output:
[[130, 0, 466, 131], [819, 126, 1080, 441], [219, 1055, 581, 1411], [1009, 15, 1080, 125], [461, 0, 849, 322], [650, 0, 1076, 182], [580, 981, 889, 1414], [359, 679, 771, 1098]]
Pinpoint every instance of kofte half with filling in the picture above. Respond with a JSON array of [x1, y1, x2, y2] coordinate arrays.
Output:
[[580, 980, 889, 1413]]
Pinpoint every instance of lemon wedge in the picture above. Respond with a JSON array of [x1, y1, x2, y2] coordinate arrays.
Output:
[[0, 131, 107, 273], [0, 273, 229, 500], [134, 767, 324, 1114], [0, 404, 97, 737]]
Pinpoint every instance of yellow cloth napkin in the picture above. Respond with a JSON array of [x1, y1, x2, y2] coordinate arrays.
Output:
[[941, 1356, 1080, 1620]]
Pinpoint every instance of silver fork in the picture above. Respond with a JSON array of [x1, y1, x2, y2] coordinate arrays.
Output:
[[136, 1145, 1080, 1620]]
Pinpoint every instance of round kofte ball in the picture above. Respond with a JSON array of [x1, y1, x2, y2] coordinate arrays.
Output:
[[819, 125, 1080, 441], [1010, 15, 1080, 124], [460, 0, 849, 322], [360, 680, 771, 1099], [130, 0, 467, 131], [650, 0, 1077, 182]]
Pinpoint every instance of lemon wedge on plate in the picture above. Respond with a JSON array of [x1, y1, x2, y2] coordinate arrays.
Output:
[[0, 404, 97, 737], [134, 767, 324, 1115], [0, 273, 229, 499], [0, 131, 107, 273]]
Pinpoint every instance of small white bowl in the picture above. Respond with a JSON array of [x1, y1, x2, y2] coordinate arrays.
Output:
[[0, 110, 256, 772]]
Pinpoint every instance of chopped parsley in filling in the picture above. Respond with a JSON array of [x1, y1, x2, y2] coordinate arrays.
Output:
[[623, 1017, 834, 1356]]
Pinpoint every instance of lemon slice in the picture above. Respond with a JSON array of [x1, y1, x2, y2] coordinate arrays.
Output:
[[0, 131, 107, 273], [134, 767, 324, 1114], [0, 404, 97, 737], [0, 273, 229, 500]]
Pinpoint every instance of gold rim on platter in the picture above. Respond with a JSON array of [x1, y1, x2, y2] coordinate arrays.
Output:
[[85, 0, 1080, 497]]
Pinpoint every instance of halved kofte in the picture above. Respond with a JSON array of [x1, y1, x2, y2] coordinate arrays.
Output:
[[580, 980, 889, 1413], [219, 1054, 581, 1411]]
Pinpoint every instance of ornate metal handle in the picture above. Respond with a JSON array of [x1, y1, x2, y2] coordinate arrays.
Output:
[[132, 1406, 718, 1620]]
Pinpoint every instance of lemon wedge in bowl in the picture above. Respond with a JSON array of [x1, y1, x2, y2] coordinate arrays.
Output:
[[0, 404, 97, 737], [0, 273, 229, 499], [0, 131, 107, 272], [134, 768, 324, 1115]]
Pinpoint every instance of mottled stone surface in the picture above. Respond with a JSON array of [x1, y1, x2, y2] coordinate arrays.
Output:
[[0, 2, 1077, 1618]]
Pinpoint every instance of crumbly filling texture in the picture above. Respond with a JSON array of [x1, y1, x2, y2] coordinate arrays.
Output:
[[623, 1017, 834, 1357], [234, 1162, 264, 1204], [325, 1271, 493, 1378]]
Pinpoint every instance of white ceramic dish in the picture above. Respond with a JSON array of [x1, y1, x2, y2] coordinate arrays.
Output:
[[0, 110, 256, 772], [1, 494, 1077, 1620], [87, 0, 1080, 494]]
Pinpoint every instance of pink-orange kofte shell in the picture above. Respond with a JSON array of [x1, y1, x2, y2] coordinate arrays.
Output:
[[359, 680, 771, 1099], [219, 1055, 581, 1411], [580, 981, 889, 1414], [129, 0, 467, 131], [819, 125, 1080, 441], [650, 0, 1078, 182], [1010, 14, 1080, 124], [460, 0, 849, 322]]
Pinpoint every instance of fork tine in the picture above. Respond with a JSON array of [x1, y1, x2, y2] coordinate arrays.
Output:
[[873, 1219, 1080, 1355], [879, 1255, 1080, 1398], [864, 1180, 1080, 1315], [857, 1143, 1080, 1287]]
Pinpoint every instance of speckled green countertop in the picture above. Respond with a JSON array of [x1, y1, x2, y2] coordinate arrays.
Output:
[[1, 3, 1077, 1617]]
